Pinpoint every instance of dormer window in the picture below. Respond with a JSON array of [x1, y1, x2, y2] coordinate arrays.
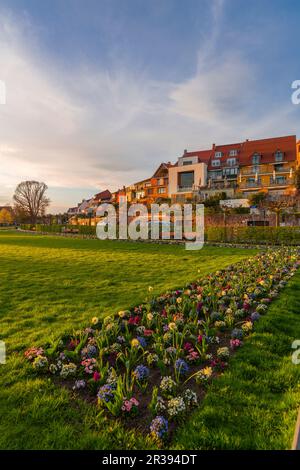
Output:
[[212, 159, 220, 167], [275, 151, 283, 162], [252, 153, 260, 164], [229, 149, 238, 157], [227, 158, 237, 166], [215, 151, 222, 158]]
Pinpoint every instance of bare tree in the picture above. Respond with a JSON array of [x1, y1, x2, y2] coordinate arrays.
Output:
[[13, 181, 50, 223]]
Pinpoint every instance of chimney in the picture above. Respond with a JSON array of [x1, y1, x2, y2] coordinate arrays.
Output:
[[184, 149, 187, 155], [212, 143, 216, 150]]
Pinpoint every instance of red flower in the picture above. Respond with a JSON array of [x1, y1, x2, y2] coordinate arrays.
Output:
[[128, 316, 140, 325], [183, 342, 193, 352], [143, 329, 153, 336], [93, 371, 100, 382], [197, 335, 203, 344]]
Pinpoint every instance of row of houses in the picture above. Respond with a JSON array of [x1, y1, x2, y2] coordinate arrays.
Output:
[[67, 134, 300, 223]]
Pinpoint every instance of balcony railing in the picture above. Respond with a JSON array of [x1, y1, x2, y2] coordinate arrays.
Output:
[[240, 178, 294, 189], [177, 186, 194, 192]]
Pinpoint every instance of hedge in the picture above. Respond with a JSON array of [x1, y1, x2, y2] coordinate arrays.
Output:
[[19, 224, 300, 245], [20, 224, 97, 235], [205, 226, 300, 245]]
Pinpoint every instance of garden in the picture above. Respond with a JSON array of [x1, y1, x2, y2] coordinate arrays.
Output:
[[1, 231, 300, 449]]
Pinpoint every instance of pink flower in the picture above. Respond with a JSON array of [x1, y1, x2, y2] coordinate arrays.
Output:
[[197, 335, 203, 344], [184, 342, 193, 352]]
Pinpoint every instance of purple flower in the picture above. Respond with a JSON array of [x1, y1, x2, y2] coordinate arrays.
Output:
[[150, 416, 168, 439], [175, 358, 189, 376], [250, 312, 261, 322]]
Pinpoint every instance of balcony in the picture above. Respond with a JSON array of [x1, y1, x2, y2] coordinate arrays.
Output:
[[241, 165, 293, 176], [177, 186, 194, 192], [240, 178, 294, 190]]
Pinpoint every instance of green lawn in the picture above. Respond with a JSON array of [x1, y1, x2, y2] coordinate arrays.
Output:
[[0, 231, 257, 449], [173, 269, 300, 450], [1, 232, 299, 449]]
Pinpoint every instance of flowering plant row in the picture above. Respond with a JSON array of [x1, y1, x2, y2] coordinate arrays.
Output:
[[25, 248, 299, 443]]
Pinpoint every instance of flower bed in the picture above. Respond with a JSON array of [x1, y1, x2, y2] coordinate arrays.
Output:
[[25, 248, 300, 444]]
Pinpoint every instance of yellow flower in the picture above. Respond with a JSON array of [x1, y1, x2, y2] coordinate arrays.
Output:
[[259, 280, 265, 286], [176, 297, 182, 304], [197, 294, 202, 301], [184, 289, 191, 296], [91, 317, 99, 325], [221, 290, 226, 296], [147, 313, 153, 321], [168, 322, 177, 331], [148, 286, 153, 292], [202, 366, 212, 377], [118, 310, 126, 318], [131, 338, 139, 348], [242, 321, 253, 331]]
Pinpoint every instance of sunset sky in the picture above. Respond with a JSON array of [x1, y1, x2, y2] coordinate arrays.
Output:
[[0, 0, 299, 212]]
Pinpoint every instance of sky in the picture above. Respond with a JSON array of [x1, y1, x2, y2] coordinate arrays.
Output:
[[0, 0, 300, 212]]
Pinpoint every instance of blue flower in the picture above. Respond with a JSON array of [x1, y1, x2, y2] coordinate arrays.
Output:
[[97, 384, 115, 403], [175, 358, 189, 376], [133, 364, 150, 381], [137, 336, 147, 348], [150, 416, 168, 439], [231, 328, 244, 339]]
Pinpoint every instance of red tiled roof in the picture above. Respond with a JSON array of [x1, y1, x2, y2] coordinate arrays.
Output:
[[239, 135, 296, 166], [184, 135, 297, 170], [94, 189, 112, 201]]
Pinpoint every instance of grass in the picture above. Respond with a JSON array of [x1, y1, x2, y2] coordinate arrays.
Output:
[[0, 231, 256, 450], [173, 269, 300, 450], [0, 231, 298, 450]]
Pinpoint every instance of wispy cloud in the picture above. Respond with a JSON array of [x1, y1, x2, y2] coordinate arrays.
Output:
[[0, 4, 298, 211]]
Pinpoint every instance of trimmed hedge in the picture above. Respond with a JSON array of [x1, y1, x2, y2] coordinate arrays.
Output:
[[20, 224, 97, 235], [19, 224, 300, 244], [206, 226, 300, 245]]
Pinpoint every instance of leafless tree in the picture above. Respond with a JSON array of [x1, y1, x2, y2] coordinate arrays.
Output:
[[13, 181, 50, 223]]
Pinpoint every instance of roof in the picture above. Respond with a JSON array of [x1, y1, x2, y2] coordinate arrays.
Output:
[[197, 135, 297, 169], [93, 189, 112, 201], [239, 135, 296, 166]]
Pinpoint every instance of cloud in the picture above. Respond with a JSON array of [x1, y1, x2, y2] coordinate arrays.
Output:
[[0, 3, 298, 211]]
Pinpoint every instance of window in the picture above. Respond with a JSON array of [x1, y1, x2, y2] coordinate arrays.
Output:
[[178, 171, 194, 188], [229, 149, 238, 157], [158, 187, 165, 194], [147, 189, 153, 195], [223, 167, 238, 176], [275, 164, 284, 172], [182, 160, 193, 166], [252, 153, 260, 164], [252, 165, 259, 174], [275, 151, 283, 162], [226, 158, 236, 166], [212, 159, 220, 167], [215, 151, 222, 158], [145, 182, 151, 187], [209, 170, 222, 179], [274, 176, 286, 184]]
